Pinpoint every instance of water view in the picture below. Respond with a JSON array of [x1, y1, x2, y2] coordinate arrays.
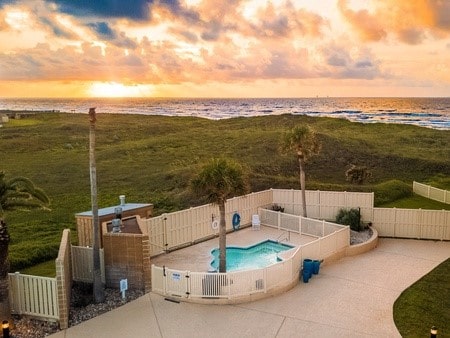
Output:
[[1, 97, 449, 130]]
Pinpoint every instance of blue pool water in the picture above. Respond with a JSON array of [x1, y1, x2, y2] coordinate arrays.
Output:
[[210, 240, 294, 272]]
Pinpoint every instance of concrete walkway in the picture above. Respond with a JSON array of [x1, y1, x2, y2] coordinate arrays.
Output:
[[50, 238, 450, 338]]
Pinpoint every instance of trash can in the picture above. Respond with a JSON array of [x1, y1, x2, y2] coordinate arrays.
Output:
[[312, 260, 321, 275], [303, 259, 313, 281]]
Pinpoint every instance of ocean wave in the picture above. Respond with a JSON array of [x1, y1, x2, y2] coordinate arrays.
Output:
[[0, 97, 449, 130]]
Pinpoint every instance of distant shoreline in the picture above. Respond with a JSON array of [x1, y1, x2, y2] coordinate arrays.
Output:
[[1, 96, 449, 130]]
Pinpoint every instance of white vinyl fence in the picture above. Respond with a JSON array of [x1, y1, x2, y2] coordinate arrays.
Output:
[[413, 181, 450, 204], [151, 213, 349, 301], [143, 190, 273, 256], [271, 189, 374, 222], [144, 189, 373, 257], [8, 272, 59, 320], [373, 208, 450, 240]]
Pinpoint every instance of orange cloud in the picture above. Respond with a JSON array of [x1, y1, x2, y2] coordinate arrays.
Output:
[[338, 0, 450, 44], [337, 0, 386, 41]]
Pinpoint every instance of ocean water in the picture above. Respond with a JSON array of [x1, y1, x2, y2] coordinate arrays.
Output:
[[1, 97, 449, 130]]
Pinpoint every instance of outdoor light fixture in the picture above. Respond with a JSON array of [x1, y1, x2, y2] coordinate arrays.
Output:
[[2, 320, 10, 338], [430, 326, 438, 338]]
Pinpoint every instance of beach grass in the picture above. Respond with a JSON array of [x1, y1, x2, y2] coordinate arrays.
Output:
[[393, 258, 450, 337], [1, 112, 449, 270]]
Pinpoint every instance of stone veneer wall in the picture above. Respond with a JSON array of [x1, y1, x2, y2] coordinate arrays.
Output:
[[103, 232, 151, 292], [55, 229, 72, 330]]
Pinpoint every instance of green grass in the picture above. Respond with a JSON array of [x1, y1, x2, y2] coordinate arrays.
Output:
[[380, 194, 450, 210], [20, 260, 56, 277], [394, 258, 450, 337], [1, 112, 449, 270]]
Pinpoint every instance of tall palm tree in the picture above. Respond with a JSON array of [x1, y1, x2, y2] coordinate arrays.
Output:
[[88, 108, 105, 303], [280, 125, 321, 217], [0, 171, 50, 321], [191, 158, 249, 272]]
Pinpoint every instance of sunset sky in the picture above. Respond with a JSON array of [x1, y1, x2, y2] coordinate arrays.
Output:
[[0, 0, 449, 98]]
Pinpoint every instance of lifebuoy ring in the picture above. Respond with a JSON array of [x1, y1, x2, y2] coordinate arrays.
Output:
[[211, 220, 219, 231], [232, 212, 241, 230]]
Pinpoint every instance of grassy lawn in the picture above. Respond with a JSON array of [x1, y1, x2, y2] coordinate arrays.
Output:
[[1, 112, 449, 270], [380, 194, 450, 210], [394, 258, 450, 337], [20, 260, 56, 278]]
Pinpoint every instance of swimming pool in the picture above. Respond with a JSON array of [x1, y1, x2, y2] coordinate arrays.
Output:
[[210, 240, 295, 272]]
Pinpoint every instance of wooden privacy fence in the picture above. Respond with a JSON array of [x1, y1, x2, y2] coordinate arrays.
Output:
[[9, 272, 59, 321], [413, 181, 450, 204], [151, 215, 349, 302], [373, 208, 450, 240]]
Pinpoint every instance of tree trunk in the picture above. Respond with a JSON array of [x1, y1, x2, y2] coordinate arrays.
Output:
[[298, 155, 307, 218], [89, 108, 105, 303], [0, 219, 11, 323], [218, 201, 227, 273]]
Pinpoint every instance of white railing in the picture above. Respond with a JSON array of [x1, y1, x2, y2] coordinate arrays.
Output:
[[8, 272, 59, 320], [151, 215, 349, 302], [373, 207, 450, 240], [71, 246, 105, 284], [259, 208, 344, 238], [413, 181, 450, 204]]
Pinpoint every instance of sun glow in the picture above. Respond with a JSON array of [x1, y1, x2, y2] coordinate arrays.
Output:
[[5, 10, 30, 30], [88, 82, 153, 97]]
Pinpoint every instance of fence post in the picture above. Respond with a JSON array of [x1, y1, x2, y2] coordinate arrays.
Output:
[[418, 208, 423, 240], [299, 215, 302, 234], [393, 208, 397, 238], [14, 272, 22, 313], [318, 190, 321, 219], [322, 220, 325, 237]]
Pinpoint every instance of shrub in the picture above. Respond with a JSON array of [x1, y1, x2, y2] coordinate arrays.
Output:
[[335, 208, 362, 231]]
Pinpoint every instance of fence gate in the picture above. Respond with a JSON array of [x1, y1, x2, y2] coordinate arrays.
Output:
[[164, 268, 190, 298], [8, 272, 59, 320]]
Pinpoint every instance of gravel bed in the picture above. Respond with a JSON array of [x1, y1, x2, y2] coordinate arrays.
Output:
[[10, 283, 144, 338], [350, 227, 373, 245]]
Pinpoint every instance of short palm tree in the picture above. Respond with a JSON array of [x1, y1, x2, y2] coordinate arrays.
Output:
[[280, 125, 321, 217], [191, 158, 249, 272], [0, 171, 50, 321]]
